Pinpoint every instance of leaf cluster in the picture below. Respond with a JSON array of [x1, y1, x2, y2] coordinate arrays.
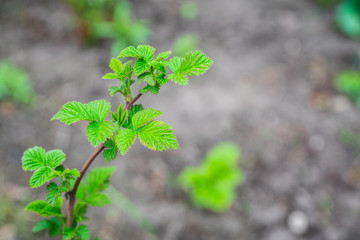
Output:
[[178, 143, 244, 212], [336, 0, 360, 38]]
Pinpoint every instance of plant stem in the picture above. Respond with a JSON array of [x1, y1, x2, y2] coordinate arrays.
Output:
[[66, 92, 143, 227]]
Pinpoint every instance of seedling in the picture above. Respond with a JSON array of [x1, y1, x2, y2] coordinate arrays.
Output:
[[179, 143, 244, 212], [21, 45, 213, 239]]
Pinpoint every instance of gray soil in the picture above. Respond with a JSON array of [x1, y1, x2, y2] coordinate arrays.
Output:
[[1, 0, 360, 239]]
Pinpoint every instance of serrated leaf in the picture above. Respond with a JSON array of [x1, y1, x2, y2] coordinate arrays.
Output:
[[86, 167, 116, 194], [138, 121, 179, 151], [131, 108, 162, 130], [25, 199, 63, 217], [156, 73, 168, 85], [156, 51, 172, 61], [45, 149, 66, 168], [63, 227, 76, 240], [87, 192, 112, 207], [76, 182, 87, 201], [74, 201, 87, 223], [117, 46, 138, 58], [102, 73, 118, 80], [122, 104, 144, 128], [51, 100, 111, 125], [109, 58, 124, 73], [140, 84, 160, 95], [76, 225, 91, 240], [116, 129, 137, 155], [168, 73, 188, 85], [103, 139, 118, 162], [32, 219, 51, 232], [168, 57, 182, 73], [30, 167, 54, 188], [51, 101, 94, 124], [86, 121, 116, 147], [149, 60, 167, 73], [138, 72, 154, 85], [108, 86, 121, 96], [46, 183, 60, 206], [123, 60, 133, 75], [137, 45, 155, 61], [134, 58, 150, 76], [22, 146, 46, 171]]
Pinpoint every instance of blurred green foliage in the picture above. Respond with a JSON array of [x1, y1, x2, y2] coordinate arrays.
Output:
[[336, 0, 360, 38], [0, 60, 34, 105], [173, 33, 199, 57], [179, 143, 244, 212], [180, 1, 198, 21], [335, 70, 360, 106], [315, 0, 339, 7], [65, 0, 151, 55]]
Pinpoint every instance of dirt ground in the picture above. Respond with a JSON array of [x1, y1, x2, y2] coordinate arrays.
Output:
[[1, 0, 360, 239]]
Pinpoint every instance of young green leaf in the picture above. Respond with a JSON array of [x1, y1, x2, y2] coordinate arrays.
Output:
[[134, 59, 150, 76], [116, 129, 137, 155], [32, 219, 51, 232], [136, 45, 155, 62], [51, 100, 111, 124], [76, 225, 91, 240], [22, 146, 46, 171], [156, 51, 172, 61], [32, 217, 62, 236], [63, 227, 76, 240], [108, 86, 121, 96], [102, 73, 118, 80], [86, 167, 116, 194], [103, 139, 118, 162], [137, 72, 154, 85], [109, 58, 124, 73], [30, 166, 54, 188], [122, 104, 144, 128], [156, 73, 168, 85], [25, 199, 63, 217], [117, 46, 138, 58], [140, 84, 160, 95], [168, 51, 213, 85], [131, 108, 162, 130], [46, 183, 60, 206], [138, 121, 179, 151], [45, 149, 66, 168], [87, 192, 112, 207], [86, 121, 116, 147]]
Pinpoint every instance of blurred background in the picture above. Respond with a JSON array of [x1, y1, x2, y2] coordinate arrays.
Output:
[[1, 0, 360, 239]]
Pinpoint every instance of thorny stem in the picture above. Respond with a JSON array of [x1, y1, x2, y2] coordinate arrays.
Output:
[[66, 93, 143, 227]]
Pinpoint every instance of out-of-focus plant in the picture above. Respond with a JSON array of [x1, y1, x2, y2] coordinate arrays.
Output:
[[179, 143, 244, 212], [180, 1, 198, 21], [22, 45, 213, 239], [335, 70, 360, 106], [0, 60, 34, 105], [336, 0, 360, 38], [173, 33, 199, 57], [339, 128, 360, 155], [315, 0, 339, 7], [65, 0, 151, 55]]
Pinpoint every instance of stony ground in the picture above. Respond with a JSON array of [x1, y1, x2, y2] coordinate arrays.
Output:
[[1, 0, 360, 239]]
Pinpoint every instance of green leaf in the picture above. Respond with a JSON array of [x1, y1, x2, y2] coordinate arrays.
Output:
[[140, 84, 160, 95], [46, 183, 60, 206], [30, 166, 54, 188], [149, 61, 167, 73], [116, 129, 137, 155], [51, 101, 94, 124], [32, 219, 50, 232], [138, 121, 179, 151], [25, 199, 63, 217], [86, 100, 111, 123], [22, 146, 46, 171], [109, 58, 124, 73], [73, 201, 87, 223], [156, 73, 168, 85], [102, 73, 118, 80], [76, 225, 91, 240], [137, 45, 155, 61], [86, 167, 116, 194], [76, 182, 87, 201], [103, 139, 118, 162], [138, 72, 155, 86], [86, 121, 116, 147], [108, 86, 121, 96], [131, 108, 162, 130], [134, 59, 150, 76], [45, 149, 66, 168], [156, 51, 172, 61], [123, 60, 133, 75], [87, 192, 112, 207], [122, 104, 144, 128], [117, 46, 138, 58], [63, 227, 76, 240], [168, 51, 213, 85], [336, 0, 360, 37]]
